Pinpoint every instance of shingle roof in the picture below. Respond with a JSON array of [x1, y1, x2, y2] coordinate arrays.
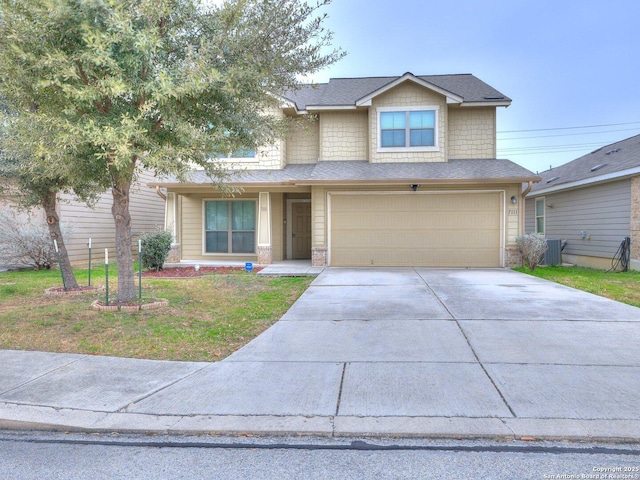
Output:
[[282, 73, 511, 110], [529, 134, 640, 194], [153, 160, 538, 186]]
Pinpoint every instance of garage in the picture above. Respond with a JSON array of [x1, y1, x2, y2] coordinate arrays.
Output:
[[329, 191, 503, 267]]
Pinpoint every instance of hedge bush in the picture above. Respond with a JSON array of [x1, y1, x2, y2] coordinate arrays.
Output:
[[140, 230, 173, 271]]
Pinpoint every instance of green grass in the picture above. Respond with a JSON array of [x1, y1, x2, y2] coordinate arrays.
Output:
[[0, 266, 312, 361], [514, 266, 640, 308]]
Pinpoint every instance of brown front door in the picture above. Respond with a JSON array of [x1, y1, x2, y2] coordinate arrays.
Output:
[[292, 202, 312, 259]]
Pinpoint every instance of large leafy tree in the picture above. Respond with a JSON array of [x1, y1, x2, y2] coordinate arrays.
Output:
[[0, 118, 103, 288], [1, 95, 106, 287], [0, 0, 342, 302]]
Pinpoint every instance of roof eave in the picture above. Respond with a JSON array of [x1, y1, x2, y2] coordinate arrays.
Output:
[[355, 73, 464, 107], [151, 175, 541, 189], [295, 176, 541, 186], [305, 105, 358, 111], [459, 100, 512, 108]]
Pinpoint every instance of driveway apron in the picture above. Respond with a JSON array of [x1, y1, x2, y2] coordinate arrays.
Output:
[[128, 267, 640, 425]]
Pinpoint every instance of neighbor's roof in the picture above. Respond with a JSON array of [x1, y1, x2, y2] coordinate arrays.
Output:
[[150, 159, 539, 188], [281, 73, 511, 111], [528, 133, 640, 196]]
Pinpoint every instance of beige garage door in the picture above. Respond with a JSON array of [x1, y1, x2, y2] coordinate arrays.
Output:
[[330, 192, 502, 267]]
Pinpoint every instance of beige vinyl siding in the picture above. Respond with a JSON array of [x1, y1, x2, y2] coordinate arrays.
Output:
[[506, 184, 522, 245], [526, 179, 631, 259], [57, 169, 164, 264], [447, 107, 496, 159], [369, 82, 447, 163], [286, 118, 319, 164], [329, 191, 503, 267], [319, 111, 368, 161], [311, 185, 327, 249]]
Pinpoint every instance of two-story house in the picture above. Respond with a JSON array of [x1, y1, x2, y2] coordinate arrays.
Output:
[[150, 72, 539, 268]]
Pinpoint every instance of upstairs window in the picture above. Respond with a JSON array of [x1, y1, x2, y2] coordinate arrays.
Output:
[[214, 148, 256, 159], [378, 106, 438, 152]]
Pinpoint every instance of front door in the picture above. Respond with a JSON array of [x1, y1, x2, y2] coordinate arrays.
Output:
[[291, 202, 312, 259]]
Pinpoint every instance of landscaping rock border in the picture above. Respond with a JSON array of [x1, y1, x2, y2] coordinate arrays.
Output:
[[90, 299, 169, 312]]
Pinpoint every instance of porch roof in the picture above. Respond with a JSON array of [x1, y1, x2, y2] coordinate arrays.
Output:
[[149, 160, 540, 188]]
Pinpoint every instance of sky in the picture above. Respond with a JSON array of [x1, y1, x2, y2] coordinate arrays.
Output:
[[306, 0, 640, 174]]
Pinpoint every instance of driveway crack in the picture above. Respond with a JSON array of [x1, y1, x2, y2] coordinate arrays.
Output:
[[335, 363, 347, 417], [414, 267, 517, 418]]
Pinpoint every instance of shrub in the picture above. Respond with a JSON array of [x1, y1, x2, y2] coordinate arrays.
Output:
[[516, 233, 548, 270], [0, 209, 57, 270], [140, 230, 173, 271]]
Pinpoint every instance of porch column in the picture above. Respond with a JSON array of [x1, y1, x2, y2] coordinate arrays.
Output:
[[311, 186, 327, 267], [257, 192, 272, 264], [165, 193, 181, 263]]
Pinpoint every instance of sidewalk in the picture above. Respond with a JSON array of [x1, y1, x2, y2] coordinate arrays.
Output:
[[1, 268, 639, 441]]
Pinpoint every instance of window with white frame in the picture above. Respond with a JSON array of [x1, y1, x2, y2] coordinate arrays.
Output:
[[204, 200, 256, 254], [535, 198, 545, 234], [378, 106, 438, 151]]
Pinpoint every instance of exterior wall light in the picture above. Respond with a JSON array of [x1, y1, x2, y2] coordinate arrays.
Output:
[[510, 195, 518, 204]]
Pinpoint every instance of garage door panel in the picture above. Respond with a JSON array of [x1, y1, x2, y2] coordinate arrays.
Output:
[[332, 247, 499, 267], [334, 213, 499, 230], [330, 193, 502, 267]]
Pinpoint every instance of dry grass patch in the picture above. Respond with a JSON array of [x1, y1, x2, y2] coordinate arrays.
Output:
[[514, 266, 640, 308], [0, 268, 311, 361]]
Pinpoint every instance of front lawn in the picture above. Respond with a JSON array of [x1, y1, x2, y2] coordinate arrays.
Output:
[[514, 266, 640, 308], [0, 266, 311, 361]]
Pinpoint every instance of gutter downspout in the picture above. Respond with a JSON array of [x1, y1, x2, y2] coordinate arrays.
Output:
[[155, 186, 167, 200]]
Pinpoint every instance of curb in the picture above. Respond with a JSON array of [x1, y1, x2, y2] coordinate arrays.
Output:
[[1, 403, 639, 443]]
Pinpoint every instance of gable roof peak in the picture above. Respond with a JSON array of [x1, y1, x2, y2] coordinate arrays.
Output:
[[284, 72, 512, 111]]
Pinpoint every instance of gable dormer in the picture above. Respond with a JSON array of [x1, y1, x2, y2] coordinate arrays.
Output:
[[364, 76, 453, 163], [281, 72, 511, 165]]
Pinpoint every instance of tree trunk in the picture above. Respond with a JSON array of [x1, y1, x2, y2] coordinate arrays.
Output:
[[111, 178, 136, 303], [42, 190, 79, 289]]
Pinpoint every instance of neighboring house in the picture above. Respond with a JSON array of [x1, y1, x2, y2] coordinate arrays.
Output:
[[1, 169, 165, 266], [151, 72, 539, 268], [524, 134, 640, 271]]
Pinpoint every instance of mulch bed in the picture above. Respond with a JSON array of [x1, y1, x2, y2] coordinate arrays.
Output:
[[142, 266, 263, 278]]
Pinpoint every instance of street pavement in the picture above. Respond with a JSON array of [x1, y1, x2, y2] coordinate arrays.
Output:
[[1, 267, 639, 441]]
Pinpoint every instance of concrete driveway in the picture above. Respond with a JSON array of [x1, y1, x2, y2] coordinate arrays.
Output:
[[2, 267, 640, 439], [125, 267, 640, 438]]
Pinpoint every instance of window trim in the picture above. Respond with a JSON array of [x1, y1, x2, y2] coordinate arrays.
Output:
[[535, 197, 545, 234], [377, 105, 439, 153], [212, 149, 258, 164], [202, 199, 258, 255]]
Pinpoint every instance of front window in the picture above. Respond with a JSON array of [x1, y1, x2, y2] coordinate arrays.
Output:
[[378, 107, 438, 151], [535, 198, 545, 234], [214, 148, 256, 159], [205, 200, 256, 254]]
